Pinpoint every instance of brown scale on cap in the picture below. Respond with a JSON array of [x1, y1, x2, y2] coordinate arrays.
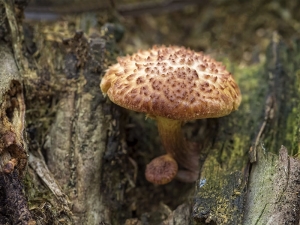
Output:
[[101, 45, 241, 120], [100, 45, 242, 185]]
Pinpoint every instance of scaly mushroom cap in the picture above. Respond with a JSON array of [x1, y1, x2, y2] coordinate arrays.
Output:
[[100, 45, 241, 120]]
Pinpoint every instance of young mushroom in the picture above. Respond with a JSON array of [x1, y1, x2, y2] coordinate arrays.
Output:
[[100, 45, 241, 185]]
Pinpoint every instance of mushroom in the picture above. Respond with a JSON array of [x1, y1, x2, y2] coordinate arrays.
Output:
[[100, 45, 241, 185]]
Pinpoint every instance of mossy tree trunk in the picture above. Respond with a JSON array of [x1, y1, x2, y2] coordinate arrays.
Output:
[[0, 1, 299, 225]]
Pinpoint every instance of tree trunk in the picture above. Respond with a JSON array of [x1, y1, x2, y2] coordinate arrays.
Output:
[[0, 1, 299, 225]]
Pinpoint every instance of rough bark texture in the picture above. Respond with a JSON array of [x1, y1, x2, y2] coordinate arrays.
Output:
[[244, 146, 300, 224], [22, 18, 122, 225], [0, 2, 33, 221], [0, 1, 300, 225]]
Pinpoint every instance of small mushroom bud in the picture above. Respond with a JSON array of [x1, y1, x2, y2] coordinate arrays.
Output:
[[145, 154, 178, 185]]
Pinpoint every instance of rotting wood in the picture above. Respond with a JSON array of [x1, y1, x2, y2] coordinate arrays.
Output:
[[243, 146, 300, 224], [0, 43, 33, 224], [23, 26, 122, 224], [0, 45, 27, 174], [1, 0, 122, 223], [1, 1, 300, 224], [0, 1, 37, 223]]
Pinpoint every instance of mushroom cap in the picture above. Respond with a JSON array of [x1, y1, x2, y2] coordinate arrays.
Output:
[[100, 45, 241, 120]]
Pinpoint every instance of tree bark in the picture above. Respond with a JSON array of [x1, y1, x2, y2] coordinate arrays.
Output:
[[0, 1, 299, 225]]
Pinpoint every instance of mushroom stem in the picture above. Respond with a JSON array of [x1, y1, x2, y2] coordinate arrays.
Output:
[[155, 116, 200, 182]]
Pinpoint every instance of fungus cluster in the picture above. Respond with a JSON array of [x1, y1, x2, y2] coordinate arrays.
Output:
[[100, 45, 241, 185]]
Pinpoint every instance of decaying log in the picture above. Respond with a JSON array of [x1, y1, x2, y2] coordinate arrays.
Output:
[[0, 1, 300, 225]]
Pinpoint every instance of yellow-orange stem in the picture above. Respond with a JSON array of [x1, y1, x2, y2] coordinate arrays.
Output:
[[155, 116, 199, 180]]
